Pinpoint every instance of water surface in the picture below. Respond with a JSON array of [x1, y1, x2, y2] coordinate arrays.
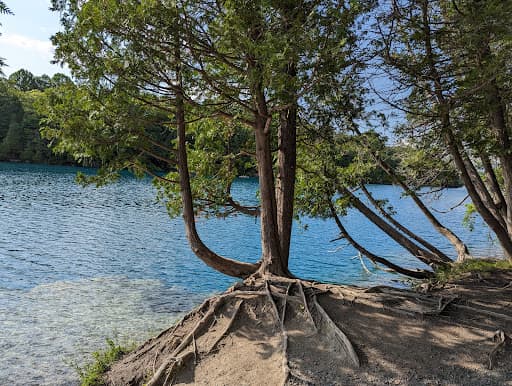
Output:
[[0, 162, 500, 385]]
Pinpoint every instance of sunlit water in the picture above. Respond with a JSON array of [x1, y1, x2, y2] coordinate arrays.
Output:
[[0, 162, 501, 385]]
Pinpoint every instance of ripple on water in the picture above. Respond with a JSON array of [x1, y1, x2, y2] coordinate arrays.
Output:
[[0, 162, 503, 385], [0, 276, 207, 386]]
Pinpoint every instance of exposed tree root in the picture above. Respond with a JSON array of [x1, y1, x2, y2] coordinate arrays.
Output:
[[146, 297, 225, 386], [162, 351, 194, 386], [488, 330, 510, 370], [206, 299, 244, 355], [311, 294, 360, 368], [296, 279, 316, 332], [423, 296, 458, 316], [105, 275, 512, 386], [451, 303, 512, 322]]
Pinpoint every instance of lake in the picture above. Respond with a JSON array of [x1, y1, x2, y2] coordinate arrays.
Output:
[[0, 162, 501, 385]]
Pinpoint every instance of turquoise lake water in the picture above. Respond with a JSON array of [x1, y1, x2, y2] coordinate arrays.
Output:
[[0, 162, 501, 385]]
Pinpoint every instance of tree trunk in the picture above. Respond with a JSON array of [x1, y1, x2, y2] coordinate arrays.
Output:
[[487, 82, 512, 237], [276, 100, 297, 267], [341, 187, 450, 267], [175, 60, 259, 278], [254, 115, 288, 277], [360, 184, 452, 262], [480, 154, 507, 218], [368, 143, 471, 262], [328, 201, 434, 279]]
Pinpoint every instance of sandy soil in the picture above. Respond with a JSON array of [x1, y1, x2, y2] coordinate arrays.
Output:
[[105, 271, 512, 386]]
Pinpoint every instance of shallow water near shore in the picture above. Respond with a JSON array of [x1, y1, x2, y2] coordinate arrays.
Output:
[[0, 162, 501, 385]]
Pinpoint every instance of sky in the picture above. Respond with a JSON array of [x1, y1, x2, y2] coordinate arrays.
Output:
[[0, 0, 68, 77]]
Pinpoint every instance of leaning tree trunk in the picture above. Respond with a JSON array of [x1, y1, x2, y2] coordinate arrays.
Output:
[[360, 184, 452, 262], [487, 81, 512, 238], [419, 0, 512, 260], [327, 200, 434, 279], [341, 187, 450, 268], [359, 133, 471, 262]]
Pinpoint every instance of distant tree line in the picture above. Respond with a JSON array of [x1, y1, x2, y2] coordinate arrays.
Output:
[[0, 68, 461, 187], [0, 69, 75, 164]]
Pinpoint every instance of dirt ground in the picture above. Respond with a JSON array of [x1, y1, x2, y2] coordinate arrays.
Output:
[[105, 271, 512, 386]]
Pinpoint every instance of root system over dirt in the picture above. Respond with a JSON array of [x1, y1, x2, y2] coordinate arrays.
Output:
[[104, 272, 512, 385]]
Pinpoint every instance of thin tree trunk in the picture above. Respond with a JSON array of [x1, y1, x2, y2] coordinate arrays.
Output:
[[276, 98, 297, 267], [359, 135, 471, 262], [359, 184, 452, 262], [327, 201, 434, 279], [487, 82, 512, 237], [460, 148, 506, 230], [175, 56, 259, 278], [480, 154, 507, 218]]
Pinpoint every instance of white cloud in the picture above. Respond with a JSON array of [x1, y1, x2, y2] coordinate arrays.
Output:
[[0, 33, 54, 58]]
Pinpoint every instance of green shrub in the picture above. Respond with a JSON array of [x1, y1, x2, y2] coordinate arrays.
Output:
[[433, 258, 512, 285], [77, 339, 132, 386]]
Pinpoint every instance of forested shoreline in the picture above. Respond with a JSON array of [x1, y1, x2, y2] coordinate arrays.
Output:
[[0, 70, 74, 164], [0, 68, 462, 187]]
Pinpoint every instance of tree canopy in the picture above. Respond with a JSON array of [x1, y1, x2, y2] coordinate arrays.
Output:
[[42, 0, 512, 280]]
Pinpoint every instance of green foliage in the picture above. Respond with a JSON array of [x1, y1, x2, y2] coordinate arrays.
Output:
[[76, 339, 132, 386], [0, 0, 12, 72], [0, 77, 68, 163], [45, 0, 374, 223], [462, 203, 477, 232], [433, 259, 512, 285]]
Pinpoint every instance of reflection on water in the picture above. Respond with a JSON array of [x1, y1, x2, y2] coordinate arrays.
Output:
[[0, 162, 501, 385]]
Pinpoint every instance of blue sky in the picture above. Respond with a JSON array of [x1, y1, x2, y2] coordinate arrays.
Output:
[[0, 0, 68, 76]]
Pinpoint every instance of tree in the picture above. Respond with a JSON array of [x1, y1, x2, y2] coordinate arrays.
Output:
[[372, 0, 512, 259], [48, 0, 370, 279], [0, 0, 12, 73], [0, 75, 76, 164], [8, 69, 55, 91]]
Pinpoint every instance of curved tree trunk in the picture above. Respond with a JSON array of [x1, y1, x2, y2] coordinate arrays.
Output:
[[175, 61, 259, 278]]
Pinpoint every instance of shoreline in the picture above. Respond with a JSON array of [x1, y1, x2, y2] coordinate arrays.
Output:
[[99, 267, 512, 386]]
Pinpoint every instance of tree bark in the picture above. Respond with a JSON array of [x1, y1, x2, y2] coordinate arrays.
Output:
[[480, 154, 507, 218], [276, 98, 297, 268], [487, 82, 512, 237], [254, 114, 288, 276]]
